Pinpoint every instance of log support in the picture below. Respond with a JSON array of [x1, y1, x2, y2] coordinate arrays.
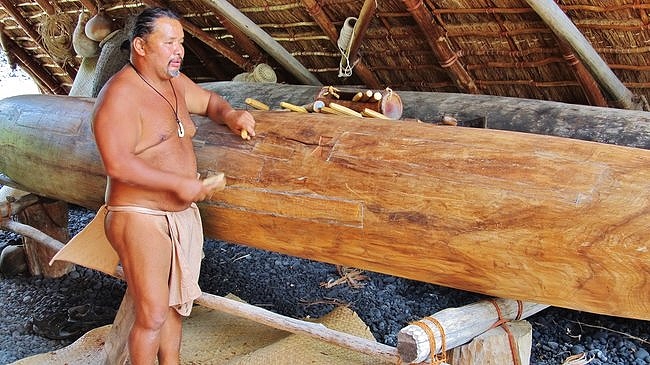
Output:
[[447, 321, 532, 365], [17, 200, 72, 277], [397, 298, 547, 363], [1, 187, 72, 277]]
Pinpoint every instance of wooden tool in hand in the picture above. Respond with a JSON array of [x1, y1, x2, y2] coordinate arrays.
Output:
[[202, 172, 226, 194]]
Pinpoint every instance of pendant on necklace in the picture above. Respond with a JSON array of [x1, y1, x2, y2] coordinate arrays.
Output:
[[177, 118, 185, 138]]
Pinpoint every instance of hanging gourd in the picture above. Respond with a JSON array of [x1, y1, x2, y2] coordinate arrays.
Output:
[[73, 12, 99, 57], [85, 8, 114, 42]]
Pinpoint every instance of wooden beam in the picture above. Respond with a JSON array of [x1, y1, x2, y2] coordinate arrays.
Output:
[[301, 0, 381, 88], [524, 0, 639, 109], [33, 0, 55, 15], [183, 35, 227, 80], [0, 0, 44, 47], [557, 39, 608, 107], [202, 0, 322, 85], [77, 0, 97, 15], [213, 12, 266, 67], [0, 33, 62, 94], [402, 0, 478, 93], [141, 0, 254, 71], [344, 0, 375, 69], [0, 0, 73, 91]]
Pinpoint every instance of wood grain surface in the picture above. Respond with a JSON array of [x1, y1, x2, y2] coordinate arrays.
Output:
[[1, 94, 648, 320]]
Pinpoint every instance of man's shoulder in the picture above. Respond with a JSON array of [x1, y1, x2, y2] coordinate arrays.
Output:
[[97, 69, 142, 100]]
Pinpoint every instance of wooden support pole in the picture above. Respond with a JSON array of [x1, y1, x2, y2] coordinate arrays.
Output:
[[212, 12, 266, 67], [344, 0, 376, 68], [397, 298, 547, 364], [78, 0, 98, 15], [195, 292, 400, 362], [524, 0, 639, 109], [402, 0, 478, 94], [557, 39, 608, 107], [202, 0, 322, 86], [301, 0, 380, 88], [16, 200, 72, 277]]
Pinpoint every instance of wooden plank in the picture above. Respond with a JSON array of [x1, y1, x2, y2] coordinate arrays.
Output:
[[0, 94, 648, 320]]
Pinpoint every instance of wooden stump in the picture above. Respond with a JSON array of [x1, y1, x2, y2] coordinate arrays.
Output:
[[102, 290, 134, 365], [447, 320, 532, 365], [17, 200, 72, 277]]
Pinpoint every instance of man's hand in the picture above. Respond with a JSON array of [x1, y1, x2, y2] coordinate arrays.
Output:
[[224, 109, 256, 140]]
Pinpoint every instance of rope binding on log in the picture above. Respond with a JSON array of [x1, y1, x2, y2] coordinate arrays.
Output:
[[406, 316, 448, 365], [488, 298, 523, 365]]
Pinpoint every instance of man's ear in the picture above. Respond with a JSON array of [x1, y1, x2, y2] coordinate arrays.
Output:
[[132, 37, 146, 56]]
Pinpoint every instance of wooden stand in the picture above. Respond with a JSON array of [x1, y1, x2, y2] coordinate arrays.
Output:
[[17, 200, 72, 277], [397, 299, 547, 363], [447, 320, 532, 365]]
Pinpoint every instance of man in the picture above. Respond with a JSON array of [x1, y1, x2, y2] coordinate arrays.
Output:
[[92, 7, 255, 364]]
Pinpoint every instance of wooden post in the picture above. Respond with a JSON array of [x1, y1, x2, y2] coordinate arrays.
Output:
[[447, 321, 532, 365], [102, 291, 134, 365], [17, 200, 73, 277]]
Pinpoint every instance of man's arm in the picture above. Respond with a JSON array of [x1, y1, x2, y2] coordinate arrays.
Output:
[[181, 74, 256, 138]]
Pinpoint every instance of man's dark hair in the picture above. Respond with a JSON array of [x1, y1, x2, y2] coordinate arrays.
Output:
[[131, 7, 180, 42]]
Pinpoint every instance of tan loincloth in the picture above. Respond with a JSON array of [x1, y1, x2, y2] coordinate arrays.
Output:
[[50, 203, 204, 316]]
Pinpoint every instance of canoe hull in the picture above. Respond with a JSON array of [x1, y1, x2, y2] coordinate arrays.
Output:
[[1, 94, 648, 320]]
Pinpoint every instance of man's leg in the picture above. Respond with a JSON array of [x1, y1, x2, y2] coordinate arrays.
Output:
[[106, 211, 180, 365], [158, 308, 182, 364]]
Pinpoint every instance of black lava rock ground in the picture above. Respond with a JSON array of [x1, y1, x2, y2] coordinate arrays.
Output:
[[0, 205, 648, 364]]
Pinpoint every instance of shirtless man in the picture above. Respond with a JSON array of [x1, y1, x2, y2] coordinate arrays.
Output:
[[92, 7, 255, 364]]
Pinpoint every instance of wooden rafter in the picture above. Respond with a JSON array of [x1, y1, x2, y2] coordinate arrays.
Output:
[[183, 35, 227, 80], [78, 0, 97, 15], [524, 0, 637, 109], [402, 0, 478, 94], [33, 0, 55, 15], [301, 0, 380, 88], [0, 0, 72, 94], [202, 0, 321, 85], [141, 0, 254, 71], [212, 12, 265, 67], [0, 33, 62, 94], [557, 39, 607, 107]]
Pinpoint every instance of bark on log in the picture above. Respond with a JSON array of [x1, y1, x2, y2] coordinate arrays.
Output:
[[202, 81, 650, 148], [1, 94, 649, 320]]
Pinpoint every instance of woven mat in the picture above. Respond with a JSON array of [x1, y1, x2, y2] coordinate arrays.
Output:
[[12, 295, 392, 365]]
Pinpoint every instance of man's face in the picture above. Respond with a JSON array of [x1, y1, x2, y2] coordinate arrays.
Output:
[[145, 17, 185, 78]]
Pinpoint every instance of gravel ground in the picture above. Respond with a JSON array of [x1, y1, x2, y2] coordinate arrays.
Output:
[[0, 205, 648, 365]]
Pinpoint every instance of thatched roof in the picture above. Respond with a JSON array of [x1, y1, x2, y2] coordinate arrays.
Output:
[[1, 0, 649, 110]]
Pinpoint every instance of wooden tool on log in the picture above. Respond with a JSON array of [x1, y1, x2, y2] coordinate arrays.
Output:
[[0, 94, 649, 321], [244, 97, 270, 111], [280, 101, 308, 113]]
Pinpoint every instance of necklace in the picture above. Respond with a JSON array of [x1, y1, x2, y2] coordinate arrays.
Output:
[[129, 61, 185, 138]]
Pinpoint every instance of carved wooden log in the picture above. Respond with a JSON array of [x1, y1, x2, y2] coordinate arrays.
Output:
[[0, 94, 649, 321]]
